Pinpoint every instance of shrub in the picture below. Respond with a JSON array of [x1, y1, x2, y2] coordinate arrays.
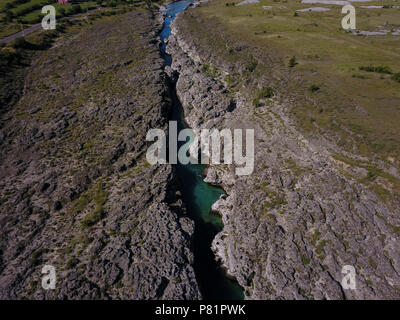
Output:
[[367, 170, 377, 181], [70, 4, 82, 14], [12, 37, 31, 49], [309, 84, 320, 93], [37, 32, 59, 49], [289, 56, 297, 68], [0, 47, 22, 69], [258, 86, 274, 99], [66, 257, 79, 268], [29, 248, 48, 266], [252, 98, 260, 107], [81, 182, 107, 228], [246, 61, 257, 72], [359, 65, 392, 74], [352, 74, 366, 79], [301, 255, 310, 265], [81, 206, 103, 227], [391, 73, 400, 83], [58, 7, 66, 17]]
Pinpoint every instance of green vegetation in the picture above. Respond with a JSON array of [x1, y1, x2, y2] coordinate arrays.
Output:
[[0, 18, 67, 111], [257, 86, 274, 99], [315, 240, 326, 258], [81, 181, 108, 228], [0, 45, 23, 68], [309, 84, 320, 93], [263, 189, 286, 210], [368, 257, 377, 269], [359, 65, 393, 74], [289, 56, 297, 68], [392, 73, 400, 83], [66, 256, 79, 268], [333, 153, 400, 202], [253, 86, 274, 107], [246, 60, 257, 72], [252, 97, 260, 107], [202, 63, 220, 78], [0, 0, 147, 38], [301, 255, 310, 265], [1, 1, 140, 115], [311, 229, 320, 246], [284, 158, 306, 177], [29, 248, 48, 266]]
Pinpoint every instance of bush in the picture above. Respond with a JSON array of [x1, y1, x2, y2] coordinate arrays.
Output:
[[289, 56, 297, 68], [66, 257, 79, 268], [309, 84, 320, 93], [0, 47, 22, 69], [37, 32, 58, 50], [391, 73, 400, 83], [252, 98, 260, 107], [58, 7, 66, 17], [258, 86, 274, 99], [29, 248, 48, 266], [81, 206, 103, 227], [81, 182, 107, 228], [367, 170, 377, 181], [13, 3, 42, 17], [359, 65, 392, 74], [13, 37, 31, 49], [70, 4, 82, 14], [246, 61, 257, 72]]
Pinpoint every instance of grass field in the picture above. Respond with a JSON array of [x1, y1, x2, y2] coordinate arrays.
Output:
[[0, 1, 108, 37], [18, 2, 98, 24], [181, 0, 400, 162]]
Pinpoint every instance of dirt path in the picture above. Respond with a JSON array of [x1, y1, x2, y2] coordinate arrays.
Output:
[[0, 8, 102, 44], [0, 24, 42, 44]]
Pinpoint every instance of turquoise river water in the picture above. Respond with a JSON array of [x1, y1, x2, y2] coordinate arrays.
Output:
[[159, 0, 244, 300]]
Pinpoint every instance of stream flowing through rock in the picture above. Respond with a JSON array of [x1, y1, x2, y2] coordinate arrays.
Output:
[[159, 0, 244, 300]]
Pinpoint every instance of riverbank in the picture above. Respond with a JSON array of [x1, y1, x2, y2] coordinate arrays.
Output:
[[166, 1, 400, 299], [0, 8, 201, 300]]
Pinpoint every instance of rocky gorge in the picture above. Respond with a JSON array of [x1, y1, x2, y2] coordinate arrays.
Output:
[[1, 0, 400, 301]]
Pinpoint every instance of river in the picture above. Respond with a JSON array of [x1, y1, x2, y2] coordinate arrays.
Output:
[[159, 0, 244, 300]]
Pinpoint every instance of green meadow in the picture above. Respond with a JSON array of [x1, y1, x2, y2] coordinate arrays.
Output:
[[183, 0, 400, 161]]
